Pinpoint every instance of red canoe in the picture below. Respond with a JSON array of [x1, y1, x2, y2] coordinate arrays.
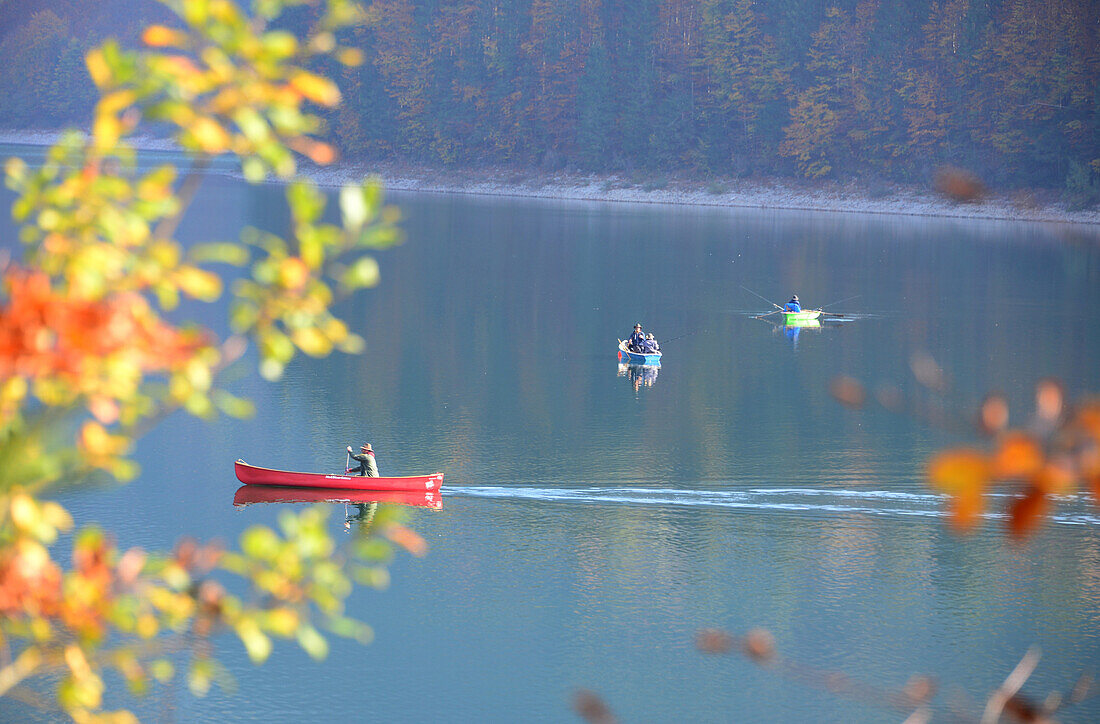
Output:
[[234, 459, 444, 492], [233, 485, 442, 510]]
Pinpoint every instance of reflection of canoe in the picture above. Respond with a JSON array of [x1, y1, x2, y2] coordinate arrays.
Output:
[[617, 339, 661, 366], [781, 310, 821, 324], [233, 485, 442, 510], [234, 459, 443, 492]]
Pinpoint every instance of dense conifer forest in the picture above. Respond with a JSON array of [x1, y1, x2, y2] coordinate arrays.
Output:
[[2, 0, 1098, 198]]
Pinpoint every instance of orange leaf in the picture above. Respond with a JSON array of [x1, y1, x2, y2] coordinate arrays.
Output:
[[829, 376, 865, 409], [142, 25, 185, 48], [991, 432, 1044, 480], [1035, 378, 1063, 422], [950, 484, 985, 530], [384, 524, 427, 557], [88, 396, 119, 425], [742, 628, 776, 662], [1075, 402, 1100, 439], [1008, 487, 1048, 539], [927, 448, 989, 493], [695, 628, 733, 654], [573, 689, 616, 724], [1031, 460, 1075, 495], [980, 393, 1009, 434], [277, 257, 311, 290], [949, 485, 984, 533]]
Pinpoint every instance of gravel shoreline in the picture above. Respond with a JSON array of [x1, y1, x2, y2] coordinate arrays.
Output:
[[5, 129, 1099, 227]]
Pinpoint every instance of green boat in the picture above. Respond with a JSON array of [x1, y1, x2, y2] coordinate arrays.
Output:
[[781, 309, 822, 325]]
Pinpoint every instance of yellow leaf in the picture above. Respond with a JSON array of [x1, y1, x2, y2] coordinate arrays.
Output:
[[288, 71, 341, 107], [189, 117, 231, 154], [99, 90, 137, 116], [93, 113, 122, 150], [85, 49, 111, 88], [177, 266, 223, 301], [79, 421, 128, 458], [337, 47, 364, 67], [291, 326, 332, 357]]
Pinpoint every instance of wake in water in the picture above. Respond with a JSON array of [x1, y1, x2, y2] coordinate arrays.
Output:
[[447, 485, 1100, 527]]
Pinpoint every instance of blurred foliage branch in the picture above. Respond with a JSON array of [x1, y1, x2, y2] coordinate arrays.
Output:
[[829, 356, 1100, 537], [0, 0, 418, 720]]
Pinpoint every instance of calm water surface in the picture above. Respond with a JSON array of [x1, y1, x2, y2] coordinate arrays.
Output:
[[3, 152, 1100, 722]]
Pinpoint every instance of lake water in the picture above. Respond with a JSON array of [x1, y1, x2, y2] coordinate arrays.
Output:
[[2, 150, 1100, 722]]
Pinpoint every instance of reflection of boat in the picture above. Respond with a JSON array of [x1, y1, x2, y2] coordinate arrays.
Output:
[[233, 485, 442, 510], [617, 362, 660, 389], [235, 460, 444, 492], [617, 339, 662, 366], [781, 309, 821, 325]]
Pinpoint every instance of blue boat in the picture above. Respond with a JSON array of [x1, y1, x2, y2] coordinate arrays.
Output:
[[618, 339, 662, 366]]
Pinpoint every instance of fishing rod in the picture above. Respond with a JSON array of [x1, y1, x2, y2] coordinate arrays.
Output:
[[659, 330, 704, 344], [740, 285, 783, 310], [818, 294, 861, 317]]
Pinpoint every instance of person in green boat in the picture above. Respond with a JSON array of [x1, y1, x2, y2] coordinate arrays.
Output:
[[784, 295, 801, 313], [346, 443, 379, 477]]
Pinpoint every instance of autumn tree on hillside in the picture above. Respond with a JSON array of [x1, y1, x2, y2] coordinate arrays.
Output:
[[698, 0, 789, 173]]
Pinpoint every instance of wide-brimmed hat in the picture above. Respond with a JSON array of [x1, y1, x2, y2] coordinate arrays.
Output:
[[634, 323, 642, 329], [360, 443, 372, 451], [791, 295, 799, 301]]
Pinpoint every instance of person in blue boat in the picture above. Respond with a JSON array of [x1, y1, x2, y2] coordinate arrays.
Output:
[[784, 295, 801, 313], [346, 443, 379, 477], [643, 333, 660, 354], [627, 323, 646, 352]]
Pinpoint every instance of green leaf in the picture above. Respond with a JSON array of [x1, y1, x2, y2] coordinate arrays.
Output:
[[339, 184, 367, 229], [151, 659, 175, 683], [324, 615, 374, 644], [341, 256, 380, 290], [296, 624, 329, 660], [241, 525, 280, 560], [188, 660, 212, 697], [189, 242, 249, 266], [287, 180, 324, 225], [237, 619, 273, 664], [213, 390, 256, 419]]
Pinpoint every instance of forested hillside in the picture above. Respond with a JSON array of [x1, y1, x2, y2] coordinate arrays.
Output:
[[2, 0, 1098, 194]]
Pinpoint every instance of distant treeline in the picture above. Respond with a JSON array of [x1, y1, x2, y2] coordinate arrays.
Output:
[[3, 0, 1098, 195]]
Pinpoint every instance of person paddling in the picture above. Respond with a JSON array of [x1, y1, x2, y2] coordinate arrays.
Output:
[[346, 443, 379, 477], [784, 295, 801, 313], [627, 323, 646, 352]]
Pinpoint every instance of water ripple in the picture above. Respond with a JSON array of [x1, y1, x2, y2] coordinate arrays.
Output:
[[448, 485, 1100, 527]]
